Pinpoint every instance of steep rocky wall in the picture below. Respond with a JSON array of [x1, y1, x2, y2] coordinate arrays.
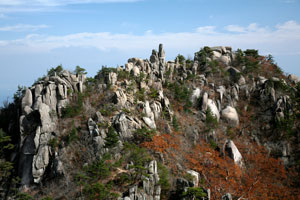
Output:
[[18, 71, 85, 185]]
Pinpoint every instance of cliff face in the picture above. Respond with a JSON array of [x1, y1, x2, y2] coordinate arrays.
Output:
[[1, 44, 300, 199], [18, 71, 86, 185]]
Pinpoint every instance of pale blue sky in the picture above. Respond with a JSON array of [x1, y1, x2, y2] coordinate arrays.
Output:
[[0, 0, 300, 104]]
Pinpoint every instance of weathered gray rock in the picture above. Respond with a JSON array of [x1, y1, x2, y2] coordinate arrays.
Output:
[[18, 70, 86, 186], [132, 66, 140, 77], [94, 111, 105, 123], [34, 84, 43, 98], [216, 86, 226, 103], [108, 72, 117, 86], [88, 118, 100, 136], [219, 55, 231, 65], [125, 62, 134, 72], [201, 92, 208, 111], [142, 101, 156, 129], [222, 193, 232, 200], [23, 106, 33, 115], [113, 113, 141, 140], [32, 145, 50, 183], [57, 99, 69, 117], [158, 43, 165, 63], [121, 160, 160, 200], [113, 90, 127, 106], [224, 140, 244, 168], [221, 106, 239, 126], [150, 49, 159, 64], [150, 101, 162, 119], [207, 99, 220, 121], [212, 50, 222, 59], [186, 170, 199, 187], [22, 89, 33, 113], [143, 117, 156, 129], [57, 84, 67, 99], [190, 88, 201, 106], [288, 74, 299, 83], [39, 103, 55, 133]]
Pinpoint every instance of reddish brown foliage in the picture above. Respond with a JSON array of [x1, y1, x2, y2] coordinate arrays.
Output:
[[185, 140, 300, 199], [141, 134, 179, 153]]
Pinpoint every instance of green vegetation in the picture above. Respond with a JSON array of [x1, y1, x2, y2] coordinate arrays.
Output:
[[13, 85, 26, 102], [64, 126, 78, 145], [172, 115, 180, 131], [149, 88, 159, 99], [209, 139, 218, 150], [82, 182, 118, 200], [182, 187, 207, 199], [135, 88, 146, 102], [15, 193, 34, 200], [205, 107, 218, 130], [100, 104, 117, 117], [0, 129, 14, 182], [196, 46, 213, 66], [76, 154, 119, 200], [168, 82, 192, 112], [74, 66, 87, 75], [104, 126, 119, 148], [62, 93, 84, 118], [48, 137, 58, 149], [244, 49, 259, 58], [133, 127, 155, 144], [176, 54, 186, 65], [137, 72, 145, 82], [124, 143, 151, 181], [47, 65, 63, 76], [117, 70, 134, 81], [157, 162, 171, 197]]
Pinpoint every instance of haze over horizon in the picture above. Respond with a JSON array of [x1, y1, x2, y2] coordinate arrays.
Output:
[[0, 0, 300, 105]]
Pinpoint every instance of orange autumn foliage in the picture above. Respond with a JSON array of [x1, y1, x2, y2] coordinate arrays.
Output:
[[185, 140, 300, 200], [141, 133, 179, 153]]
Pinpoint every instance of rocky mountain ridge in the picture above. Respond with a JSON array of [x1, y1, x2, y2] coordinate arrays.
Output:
[[0, 44, 300, 199]]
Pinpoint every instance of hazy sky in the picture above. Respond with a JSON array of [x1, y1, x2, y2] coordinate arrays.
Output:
[[0, 0, 300, 104]]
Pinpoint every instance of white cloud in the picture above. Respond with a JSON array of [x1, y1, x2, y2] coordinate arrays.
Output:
[[0, 21, 299, 57], [0, 0, 141, 13], [225, 25, 246, 33], [0, 0, 140, 6], [0, 24, 48, 32], [196, 26, 216, 34], [225, 23, 268, 33]]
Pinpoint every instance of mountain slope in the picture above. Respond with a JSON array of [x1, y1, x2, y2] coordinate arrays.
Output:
[[0, 44, 300, 200]]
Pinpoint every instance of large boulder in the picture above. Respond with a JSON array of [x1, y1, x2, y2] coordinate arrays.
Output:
[[132, 66, 140, 77], [207, 99, 220, 121], [21, 89, 33, 113], [186, 170, 199, 187], [190, 88, 201, 106], [224, 140, 244, 168], [108, 72, 117, 86], [150, 101, 162, 119], [113, 90, 127, 106], [221, 106, 239, 126], [288, 74, 299, 84], [142, 101, 156, 129], [219, 55, 231, 65], [113, 113, 141, 140], [201, 92, 208, 111]]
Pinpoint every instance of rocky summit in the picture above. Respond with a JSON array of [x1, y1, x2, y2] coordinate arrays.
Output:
[[1, 44, 300, 200]]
